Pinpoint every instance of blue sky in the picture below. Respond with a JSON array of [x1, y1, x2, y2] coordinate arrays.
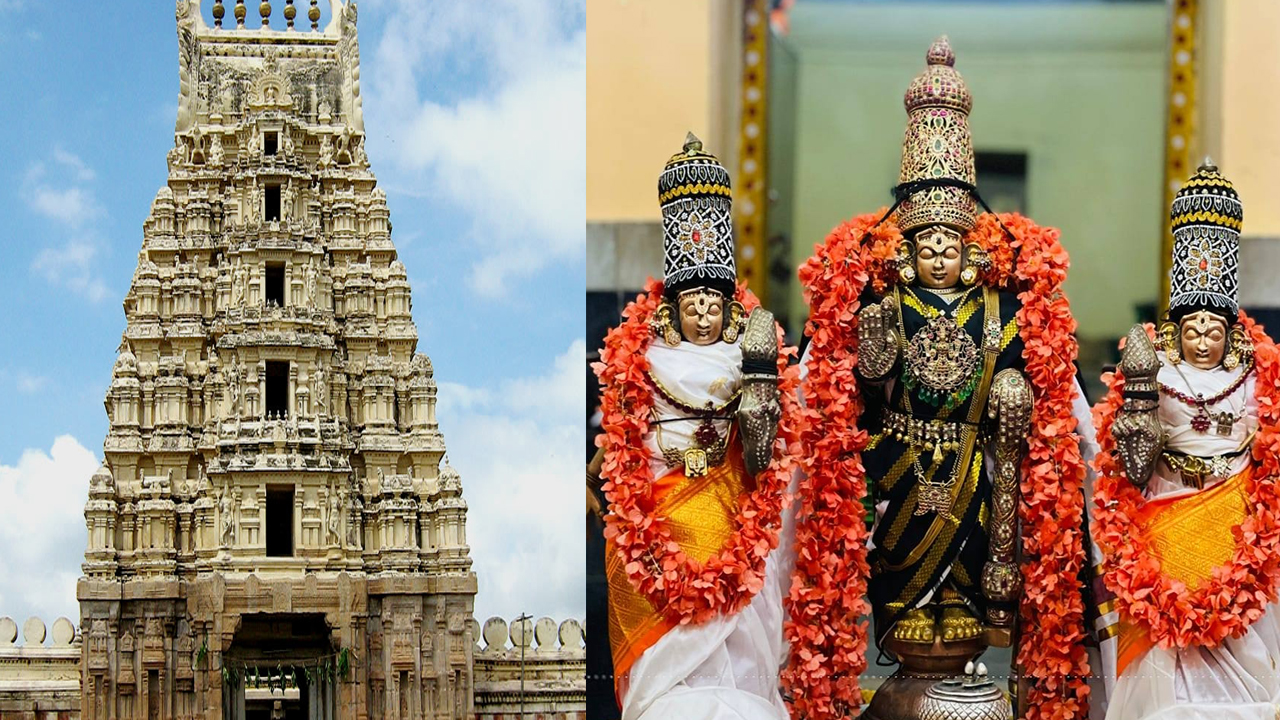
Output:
[[0, 0, 585, 636]]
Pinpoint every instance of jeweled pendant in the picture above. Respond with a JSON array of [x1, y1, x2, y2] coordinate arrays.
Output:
[[1191, 408, 1211, 433], [694, 419, 719, 447], [683, 448, 708, 477], [1215, 412, 1235, 436]]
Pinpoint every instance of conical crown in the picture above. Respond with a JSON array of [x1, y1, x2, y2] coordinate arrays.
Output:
[[897, 36, 977, 234], [1169, 158, 1243, 318], [658, 132, 736, 298]]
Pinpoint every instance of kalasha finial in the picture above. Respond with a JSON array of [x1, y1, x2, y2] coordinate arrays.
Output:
[[926, 35, 956, 67], [1200, 156, 1218, 173], [683, 131, 703, 155]]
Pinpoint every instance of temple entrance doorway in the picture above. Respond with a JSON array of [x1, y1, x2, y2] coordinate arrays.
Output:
[[222, 613, 338, 720]]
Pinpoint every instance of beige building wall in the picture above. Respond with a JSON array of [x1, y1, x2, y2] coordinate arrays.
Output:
[[587, 0, 742, 294], [1201, 0, 1280, 308], [1202, 0, 1280, 236], [587, 0, 739, 223]]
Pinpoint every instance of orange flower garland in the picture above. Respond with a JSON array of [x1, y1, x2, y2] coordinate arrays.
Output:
[[594, 278, 802, 626], [1092, 315, 1280, 649], [788, 210, 1091, 720]]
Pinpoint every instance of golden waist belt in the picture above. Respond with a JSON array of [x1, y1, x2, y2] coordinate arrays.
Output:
[[883, 408, 968, 453], [1161, 448, 1246, 489]]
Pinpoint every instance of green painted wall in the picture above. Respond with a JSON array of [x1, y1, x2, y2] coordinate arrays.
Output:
[[773, 2, 1167, 341]]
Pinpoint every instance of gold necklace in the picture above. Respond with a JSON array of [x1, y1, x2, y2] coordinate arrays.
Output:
[[920, 285, 969, 303], [906, 286, 976, 315]]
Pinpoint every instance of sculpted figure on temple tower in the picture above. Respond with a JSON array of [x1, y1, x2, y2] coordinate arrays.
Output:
[[319, 134, 333, 168], [328, 489, 342, 544], [225, 357, 241, 416], [347, 492, 361, 547], [1093, 161, 1280, 720], [305, 260, 318, 305], [232, 262, 247, 305], [219, 488, 234, 547], [591, 134, 801, 720], [313, 366, 327, 414], [209, 132, 224, 166], [787, 37, 1092, 719]]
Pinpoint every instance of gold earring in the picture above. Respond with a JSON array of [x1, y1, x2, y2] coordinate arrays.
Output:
[[652, 303, 681, 347], [895, 241, 916, 285], [961, 244, 988, 286], [722, 301, 746, 344], [1159, 321, 1180, 365], [1225, 326, 1252, 370]]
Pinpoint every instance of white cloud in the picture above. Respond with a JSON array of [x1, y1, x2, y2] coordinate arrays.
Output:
[[0, 436, 96, 638], [53, 148, 94, 182], [32, 239, 110, 303], [23, 151, 102, 227], [21, 151, 111, 302], [0, 368, 51, 395], [26, 186, 99, 226], [364, 0, 585, 297], [436, 339, 587, 624], [14, 371, 49, 394]]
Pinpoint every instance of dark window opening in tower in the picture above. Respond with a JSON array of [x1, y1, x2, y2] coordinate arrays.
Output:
[[147, 670, 159, 719], [265, 263, 285, 306], [265, 184, 282, 222], [266, 485, 294, 557], [265, 360, 289, 417], [264, 131, 278, 156]]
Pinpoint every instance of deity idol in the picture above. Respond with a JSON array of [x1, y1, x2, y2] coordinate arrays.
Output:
[[589, 134, 801, 720], [1093, 161, 1280, 720], [787, 37, 1092, 719]]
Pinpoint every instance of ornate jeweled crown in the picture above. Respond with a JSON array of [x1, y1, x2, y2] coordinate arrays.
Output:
[[897, 36, 977, 235], [1169, 158, 1243, 318], [659, 132, 736, 298]]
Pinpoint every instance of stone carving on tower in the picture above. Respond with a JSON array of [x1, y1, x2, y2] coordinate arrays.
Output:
[[79, 3, 476, 718]]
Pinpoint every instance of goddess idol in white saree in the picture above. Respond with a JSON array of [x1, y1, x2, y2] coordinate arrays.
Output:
[[590, 134, 802, 720], [1093, 160, 1280, 720]]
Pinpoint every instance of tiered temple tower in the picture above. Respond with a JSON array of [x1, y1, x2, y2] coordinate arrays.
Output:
[[78, 2, 477, 718]]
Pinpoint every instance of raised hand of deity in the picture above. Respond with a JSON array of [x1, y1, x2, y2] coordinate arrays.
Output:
[[857, 295, 900, 380], [738, 308, 782, 476]]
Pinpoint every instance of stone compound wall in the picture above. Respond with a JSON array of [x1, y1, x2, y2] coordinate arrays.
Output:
[[0, 615, 585, 719], [0, 617, 80, 719], [473, 617, 585, 720]]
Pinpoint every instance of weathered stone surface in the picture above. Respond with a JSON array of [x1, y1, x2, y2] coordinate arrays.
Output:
[[21, 619, 44, 647], [50, 619, 75, 647]]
